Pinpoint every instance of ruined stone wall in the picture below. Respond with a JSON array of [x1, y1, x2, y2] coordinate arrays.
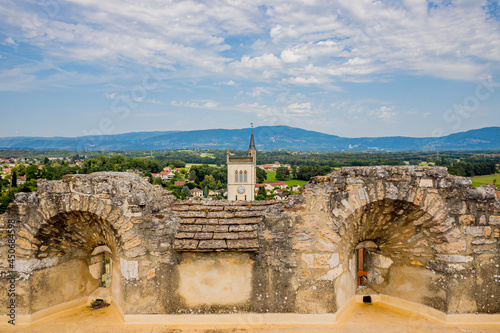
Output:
[[296, 166, 500, 314], [1, 167, 499, 320]]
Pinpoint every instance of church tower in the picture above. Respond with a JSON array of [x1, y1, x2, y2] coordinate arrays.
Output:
[[227, 126, 256, 201]]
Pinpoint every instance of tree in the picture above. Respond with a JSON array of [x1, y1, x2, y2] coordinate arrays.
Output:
[[152, 176, 163, 185], [257, 186, 266, 197], [256, 167, 267, 183], [216, 181, 222, 189], [493, 178, 497, 186], [181, 186, 192, 197], [189, 170, 197, 181], [203, 186, 208, 198], [11, 171, 17, 187], [25, 165, 38, 181], [13, 164, 25, 176], [201, 175, 216, 190], [255, 194, 266, 201], [275, 166, 290, 181]]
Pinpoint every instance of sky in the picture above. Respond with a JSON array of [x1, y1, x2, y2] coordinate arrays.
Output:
[[0, 0, 500, 139]]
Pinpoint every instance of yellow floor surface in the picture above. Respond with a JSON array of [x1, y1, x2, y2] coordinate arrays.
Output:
[[3, 302, 500, 333]]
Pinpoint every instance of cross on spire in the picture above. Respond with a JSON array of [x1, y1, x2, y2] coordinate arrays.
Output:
[[249, 123, 256, 150]]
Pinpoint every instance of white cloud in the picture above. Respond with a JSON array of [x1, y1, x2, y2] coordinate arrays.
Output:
[[171, 99, 219, 109], [330, 99, 399, 122], [203, 102, 219, 108], [248, 86, 272, 97], [0, 0, 499, 90], [287, 102, 312, 114], [148, 99, 163, 104], [372, 106, 398, 122], [4, 37, 15, 45], [218, 80, 237, 86]]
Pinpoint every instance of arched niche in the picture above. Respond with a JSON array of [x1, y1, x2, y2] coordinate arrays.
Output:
[[28, 211, 122, 312], [336, 198, 449, 312]]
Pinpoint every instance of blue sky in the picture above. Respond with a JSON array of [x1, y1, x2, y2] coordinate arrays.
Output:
[[1, 0, 500, 138]]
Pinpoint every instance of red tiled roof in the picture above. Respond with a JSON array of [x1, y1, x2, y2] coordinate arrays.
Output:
[[264, 181, 287, 186]]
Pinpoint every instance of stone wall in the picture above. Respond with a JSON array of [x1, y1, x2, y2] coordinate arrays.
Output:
[[1, 166, 499, 320]]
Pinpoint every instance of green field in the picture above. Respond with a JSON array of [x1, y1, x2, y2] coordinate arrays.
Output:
[[265, 171, 308, 186], [471, 173, 500, 187]]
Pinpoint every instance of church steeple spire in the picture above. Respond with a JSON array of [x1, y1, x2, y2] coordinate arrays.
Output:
[[249, 123, 256, 150]]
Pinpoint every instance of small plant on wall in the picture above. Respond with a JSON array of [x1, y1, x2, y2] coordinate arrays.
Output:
[[90, 299, 110, 310]]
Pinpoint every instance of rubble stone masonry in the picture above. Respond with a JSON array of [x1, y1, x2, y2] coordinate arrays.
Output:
[[1, 166, 499, 320]]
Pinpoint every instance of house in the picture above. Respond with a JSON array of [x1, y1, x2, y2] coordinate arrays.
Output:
[[76, 161, 83, 166], [190, 188, 203, 198], [258, 164, 272, 170], [270, 161, 281, 171], [264, 181, 288, 190], [17, 176, 26, 185], [216, 188, 228, 196], [274, 192, 288, 200], [163, 166, 172, 172], [151, 171, 175, 181], [174, 181, 186, 186], [290, 185, 301, 192], [480, 184, 497, 189], [256, 183, 271, 194]]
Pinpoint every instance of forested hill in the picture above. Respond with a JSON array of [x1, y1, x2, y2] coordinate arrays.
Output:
[[0, 126, 499, 151]]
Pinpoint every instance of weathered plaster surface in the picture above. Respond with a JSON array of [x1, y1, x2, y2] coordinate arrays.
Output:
[[177, 252, 252, 306]]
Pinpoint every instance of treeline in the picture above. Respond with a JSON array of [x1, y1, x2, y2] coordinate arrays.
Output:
[[3, 149, 500, 169], [188, 164, 227, 185], [80, 156, 184, 174], [275, 165, 333, 181], [447, 162, 497, 177]]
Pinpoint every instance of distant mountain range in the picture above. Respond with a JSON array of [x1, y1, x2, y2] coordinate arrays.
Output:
[[0, 126, 499, 151]]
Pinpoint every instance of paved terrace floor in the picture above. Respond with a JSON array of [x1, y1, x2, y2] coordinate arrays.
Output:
[[4, 302, 500, 333]]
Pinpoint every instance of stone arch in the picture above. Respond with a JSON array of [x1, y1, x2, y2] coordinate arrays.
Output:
[[34, 210, 122, 258], [333, 198, 444, 266], [4, 172, 175, 318], [14, 192, 144, 260], [320, 166, 471, 313]]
